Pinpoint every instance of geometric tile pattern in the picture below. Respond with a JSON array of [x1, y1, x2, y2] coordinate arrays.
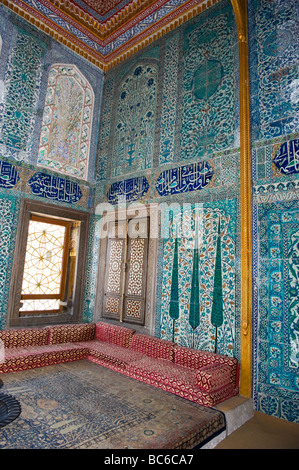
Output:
[[254, 200, 299, 422], [5, 0, 220, 68]]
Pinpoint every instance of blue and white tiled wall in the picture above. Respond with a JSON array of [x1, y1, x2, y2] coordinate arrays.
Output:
[[0, 5, 104, 327], [0, 0, 298, 423], [249, 0, 299, 422], [96, 0, 242, 361], [96, 0, 299, 422]]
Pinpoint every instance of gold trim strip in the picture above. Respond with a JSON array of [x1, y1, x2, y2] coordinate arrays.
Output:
[[231, 0, 252, 398]]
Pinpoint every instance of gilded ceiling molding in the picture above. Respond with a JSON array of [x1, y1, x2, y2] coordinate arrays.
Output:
[[0, 0, 105, 68], [0, 0, 220, 71], [231, 0, 252, 399], [104, 0, 220, 71], [49, 0, 166, 40]]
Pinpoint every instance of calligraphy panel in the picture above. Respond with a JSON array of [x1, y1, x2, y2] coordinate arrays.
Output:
[[29, 172, 82, 204], [155, 161, 214, 197], [0, 161, 19, 188], [107, 176, 149, 204], [273, 139, 299, 175]]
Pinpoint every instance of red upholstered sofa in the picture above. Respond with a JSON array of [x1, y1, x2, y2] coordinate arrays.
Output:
[[0, 321, 239, 408]]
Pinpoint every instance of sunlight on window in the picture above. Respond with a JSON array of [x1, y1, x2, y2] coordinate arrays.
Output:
[[20, 219, 66, 312]]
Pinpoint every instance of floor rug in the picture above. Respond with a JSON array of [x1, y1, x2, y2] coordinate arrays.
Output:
[[0, 360, 225, 449]]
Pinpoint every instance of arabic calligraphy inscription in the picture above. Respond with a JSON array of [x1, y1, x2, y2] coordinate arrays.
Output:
[[29, 172, 82, 204], [0, 162, 19, 188], [273, 139, 299, 175], [155, 161, 214, 196], [107, 176, 149, 205]]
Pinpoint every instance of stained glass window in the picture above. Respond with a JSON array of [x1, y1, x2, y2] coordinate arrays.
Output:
[[37, 64, 94, 180], [103, 218, 148, 325], [20, 215, 70, 314]]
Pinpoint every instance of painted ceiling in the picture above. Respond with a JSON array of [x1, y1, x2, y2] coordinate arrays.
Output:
[[1, 0, 220, 70]]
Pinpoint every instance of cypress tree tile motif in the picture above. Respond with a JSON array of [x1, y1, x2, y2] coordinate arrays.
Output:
[[189, 214, 201, 348], [160, 204, 236, 356], [211, 218, 224, 353], [169, 226, 180, 343]]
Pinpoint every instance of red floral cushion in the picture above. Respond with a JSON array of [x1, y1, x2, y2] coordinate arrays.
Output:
[[0, 328, 48, 349], [174, 345, 237, 368], [95, 322, 135, 348], [125, 357, 238, 407], [0, 343, 89, 373], [130, 334, 175, 361], [126, 356, 197, 387], [80, 340, 144, 369], [48, 323, 96, 345], [174, 345, 239, 387], [3, 343, 84, 359], [196, 364, 233, 392]]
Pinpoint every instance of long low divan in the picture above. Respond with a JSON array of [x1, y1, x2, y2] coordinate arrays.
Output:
[[0, 322, 239, 407]]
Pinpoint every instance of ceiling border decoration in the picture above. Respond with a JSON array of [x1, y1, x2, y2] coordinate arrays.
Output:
[[0, 0, 220, 70]]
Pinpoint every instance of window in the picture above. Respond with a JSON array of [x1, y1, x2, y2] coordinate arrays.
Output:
[[20, 215, 71, 315], [103, 217, 149, 325], [8, 200, 90, 327], [95, 204, 158, 332]]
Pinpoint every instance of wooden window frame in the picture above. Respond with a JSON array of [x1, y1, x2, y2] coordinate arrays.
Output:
[[95, 204, 158, 335], [7, 199, 90, 328], [20, 214, 72, 315], [102, 217, 149, 325]]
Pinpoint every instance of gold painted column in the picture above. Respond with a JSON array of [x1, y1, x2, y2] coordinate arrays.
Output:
[[231, 0, 252, 398]]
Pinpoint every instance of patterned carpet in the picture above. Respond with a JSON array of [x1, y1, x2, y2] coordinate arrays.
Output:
[[0, 360, 225, 449]]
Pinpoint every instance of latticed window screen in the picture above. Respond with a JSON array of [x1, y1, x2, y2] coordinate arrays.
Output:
[[103, 218, 148, 325], [20, 215, 71, 314]]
